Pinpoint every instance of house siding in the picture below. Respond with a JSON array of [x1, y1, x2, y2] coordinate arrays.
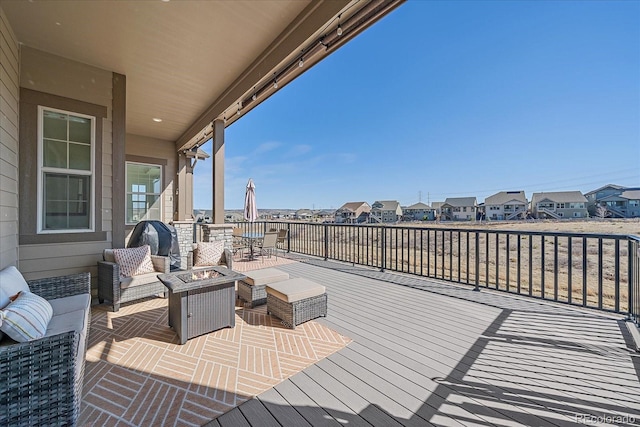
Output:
[[0, 8, 19, 269], [17, 47, 114, 282]]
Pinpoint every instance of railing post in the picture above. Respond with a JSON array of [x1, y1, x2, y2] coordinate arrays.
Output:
[[381, 226, 386, 272], [474, 231, 480, 291], [628, 238, 634, 321], [286, 222, 291, 253], [324, 224, 328, 261]]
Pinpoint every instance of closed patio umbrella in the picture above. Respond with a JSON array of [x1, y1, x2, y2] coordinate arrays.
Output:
[[244, 178, 258, 223]]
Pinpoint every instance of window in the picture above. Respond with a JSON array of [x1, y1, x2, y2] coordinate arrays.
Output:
[[126, 162, 162, 224], [38, 107, 94, 233]]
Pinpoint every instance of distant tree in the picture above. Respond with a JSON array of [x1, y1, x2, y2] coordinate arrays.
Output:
[[595, 204, 610, 219]]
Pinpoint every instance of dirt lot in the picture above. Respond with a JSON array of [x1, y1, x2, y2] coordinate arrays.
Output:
[[404, 218, 640, 236]]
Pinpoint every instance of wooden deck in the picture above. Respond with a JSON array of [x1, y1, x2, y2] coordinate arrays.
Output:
[[206, 255, 640, 427]]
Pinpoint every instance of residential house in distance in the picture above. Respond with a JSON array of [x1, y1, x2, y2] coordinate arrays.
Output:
[[431, 201, 444, 219], [295, 209, 314, 221], [314, 209, 336, 222], [484, 191, 528, 220], [369, 200, 402, 223], [585, 184, 640, 218], [441, 197, 478, 221], [334, 202, 371, 224], [403, 202, 435, 221], [530, 191, 588, 219]]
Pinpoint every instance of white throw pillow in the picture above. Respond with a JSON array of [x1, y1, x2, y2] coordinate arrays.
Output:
[[0, 266, 31, 309], [194, 241, 225, 266], [0, 291, 53, 342], [113, 245, 155, 278]]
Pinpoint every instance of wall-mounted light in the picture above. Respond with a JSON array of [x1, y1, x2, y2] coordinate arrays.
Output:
[[337, 14, 343, 36], [273, 77, 278, 89], [298, 57, 304, 68]]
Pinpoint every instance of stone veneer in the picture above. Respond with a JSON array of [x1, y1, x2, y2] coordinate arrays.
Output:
[[171, 221, 233, 269]]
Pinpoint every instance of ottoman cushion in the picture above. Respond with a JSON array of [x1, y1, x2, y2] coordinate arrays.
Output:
[[266, 278, 326, 303], [244, 268, 289, 286]]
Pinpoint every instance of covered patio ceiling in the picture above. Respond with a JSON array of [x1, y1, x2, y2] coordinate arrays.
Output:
[[3, 0, 403, 151]]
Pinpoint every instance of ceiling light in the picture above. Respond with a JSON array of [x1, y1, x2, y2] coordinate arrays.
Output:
[[152, 118, 162, 122]]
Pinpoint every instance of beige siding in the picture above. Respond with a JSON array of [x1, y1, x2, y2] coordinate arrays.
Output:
[[18, 47, 114, 280], [18, 241, 111, 280], [0, 7, 19, 269], [126, 134, 177, 224]]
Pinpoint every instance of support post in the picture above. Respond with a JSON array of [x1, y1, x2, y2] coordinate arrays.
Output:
[[212, 119, 225, 224]]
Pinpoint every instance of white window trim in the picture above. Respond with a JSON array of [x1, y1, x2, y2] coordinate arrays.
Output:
[[125, 161, 163, 225], [37, 106, 96, 234]]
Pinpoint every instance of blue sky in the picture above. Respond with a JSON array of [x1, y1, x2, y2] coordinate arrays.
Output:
[[194, 0, 640, 210]]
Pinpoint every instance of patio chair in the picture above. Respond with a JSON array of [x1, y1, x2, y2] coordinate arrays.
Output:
[[232, 227, 248, 259], [256, 231, 278, 261], [98, 245, 170, 312], [187, 241, 233, 270], [276, 229, 288, 254]]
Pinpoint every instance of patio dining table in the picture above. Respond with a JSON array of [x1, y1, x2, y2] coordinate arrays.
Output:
[[242, 232, 264, 260]]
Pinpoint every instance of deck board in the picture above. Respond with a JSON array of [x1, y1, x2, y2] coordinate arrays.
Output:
[[214, 256, 640, 426]]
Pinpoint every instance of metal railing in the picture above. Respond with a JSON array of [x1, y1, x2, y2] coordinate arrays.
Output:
[[630, 236, 640, 325], [232, 221, 640, 318]]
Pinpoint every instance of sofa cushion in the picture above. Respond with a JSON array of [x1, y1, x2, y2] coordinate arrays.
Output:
[[266, 278, 326, 303], [113, 245, 155, 278], [194, 241, 225, 266], [0, 266, 30, 309], [46, 308, 88, 361], [0, 291, 54, 342], [244, 268, 289, 286], [120, 271, 162, 289], [49, 294, 92, 316], [46, 308, 87, 337]]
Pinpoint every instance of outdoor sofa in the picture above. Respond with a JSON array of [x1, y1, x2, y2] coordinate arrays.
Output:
[[0, 267, 91, 426]]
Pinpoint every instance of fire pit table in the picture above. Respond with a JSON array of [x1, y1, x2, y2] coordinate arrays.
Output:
[[157, 266, 246, 344]]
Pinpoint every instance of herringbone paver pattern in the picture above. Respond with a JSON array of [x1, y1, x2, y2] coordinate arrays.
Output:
[[81, 286, 350, 426]]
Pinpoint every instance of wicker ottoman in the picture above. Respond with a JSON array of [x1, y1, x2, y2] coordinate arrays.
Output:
[[266, 278, 327, 328], [238, 268, 290, 307]]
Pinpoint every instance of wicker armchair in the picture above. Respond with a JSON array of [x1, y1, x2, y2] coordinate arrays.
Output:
[[97, 249, 170, 312], [0, 272, 91, 427], [187, 243, 233, 271]]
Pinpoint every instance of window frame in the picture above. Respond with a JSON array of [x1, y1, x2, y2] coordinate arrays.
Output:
[[125, 161, 163, 225], [37, 106, 96, 234]]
